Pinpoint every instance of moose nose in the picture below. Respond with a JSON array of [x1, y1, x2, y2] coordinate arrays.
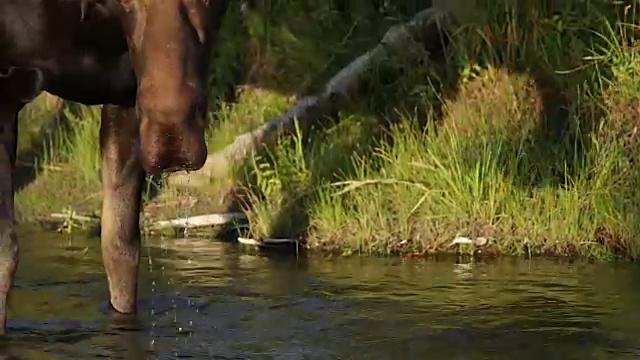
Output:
[[137, 88, 208, 175]]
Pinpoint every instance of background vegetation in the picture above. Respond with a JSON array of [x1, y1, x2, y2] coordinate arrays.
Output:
[[14, 0, 640, 261]]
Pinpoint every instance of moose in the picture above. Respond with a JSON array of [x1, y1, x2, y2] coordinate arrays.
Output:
[[0, 0, 229, 333]]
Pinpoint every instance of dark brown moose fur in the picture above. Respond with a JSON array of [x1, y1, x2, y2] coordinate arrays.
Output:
[[0, 0, 228, 334]]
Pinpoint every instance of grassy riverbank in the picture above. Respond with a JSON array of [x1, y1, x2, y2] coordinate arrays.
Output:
[[14, 1, 640, 260]]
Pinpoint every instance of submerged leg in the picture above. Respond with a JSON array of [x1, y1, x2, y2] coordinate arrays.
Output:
[[0, 103, 21, 334], [100, 104, 145, 313]]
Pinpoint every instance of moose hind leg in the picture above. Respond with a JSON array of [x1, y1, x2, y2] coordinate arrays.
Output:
[[0, 104, 20, 334], [100, 104, 145, 313]]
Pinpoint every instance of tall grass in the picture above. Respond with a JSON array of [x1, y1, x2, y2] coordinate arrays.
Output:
[[41, 104, 102, 185], [15, 0, 640, 260]]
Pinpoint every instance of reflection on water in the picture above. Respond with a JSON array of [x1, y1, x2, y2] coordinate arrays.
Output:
[[5, 226, 640, 359]]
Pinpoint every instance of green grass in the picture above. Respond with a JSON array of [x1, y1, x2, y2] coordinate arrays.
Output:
[[14, 0, 640, 261]]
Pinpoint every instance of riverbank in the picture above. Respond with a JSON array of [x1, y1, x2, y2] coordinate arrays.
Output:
[[14, 1, 640, 260]]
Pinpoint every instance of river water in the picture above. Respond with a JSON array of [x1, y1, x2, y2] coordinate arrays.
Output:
[[5, 227, 640, 359]]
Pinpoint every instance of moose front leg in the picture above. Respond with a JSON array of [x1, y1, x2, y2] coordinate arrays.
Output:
[[0, 103, 21, 334], [100, 104, 145, 314]]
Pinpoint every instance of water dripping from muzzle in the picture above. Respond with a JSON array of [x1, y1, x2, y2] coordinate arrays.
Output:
[[181, 171, 193, 239], [147, 229, 158, 351], [170, 170, 194, 338]]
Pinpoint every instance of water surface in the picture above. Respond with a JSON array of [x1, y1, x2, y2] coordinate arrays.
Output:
[[6, 227, 640, 359]]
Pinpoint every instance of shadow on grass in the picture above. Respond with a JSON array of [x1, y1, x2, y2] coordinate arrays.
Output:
[[14, 94, 76, 194]]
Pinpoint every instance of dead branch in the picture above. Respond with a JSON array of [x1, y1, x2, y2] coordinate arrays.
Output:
[[40, 211, 246, 232], [151, 212, 247, 230], [169, 6, 453, 186], [48, 212, 100, 224]]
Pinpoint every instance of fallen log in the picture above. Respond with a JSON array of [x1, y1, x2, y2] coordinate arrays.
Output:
[[169, 5, 453, 187], [48, 212, 100, 224], [151, 212, 247, 230], [39, 211, 247, 233], [237, 237, 298, 247]]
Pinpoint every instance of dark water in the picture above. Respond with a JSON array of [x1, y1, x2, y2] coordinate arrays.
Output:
[[5, 227, 640, 359]]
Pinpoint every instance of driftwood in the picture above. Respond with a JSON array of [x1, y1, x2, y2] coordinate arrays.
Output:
[[169, 5, 453, 187], [42, 211, 299, 248], [36, 212, 101, 233], [48, 212, 100, 224], [237, 237, 298, 248], [40, 212, 247, 231], [151, 212, 247, 230]]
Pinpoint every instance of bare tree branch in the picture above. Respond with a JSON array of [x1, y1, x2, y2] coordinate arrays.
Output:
[[169, 6, 452, 187]]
